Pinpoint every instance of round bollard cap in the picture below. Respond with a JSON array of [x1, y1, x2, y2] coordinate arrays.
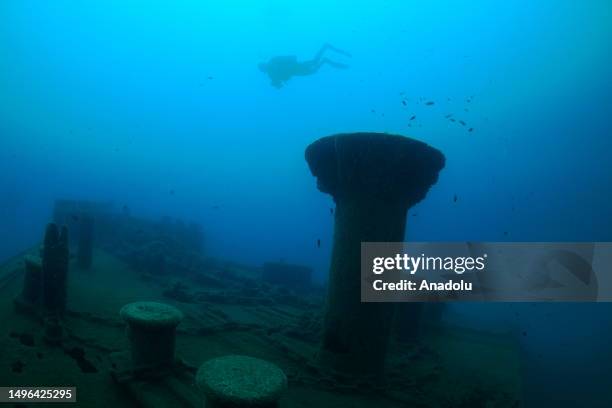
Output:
[[120, 301, 183, 329], [196, 355, 288, 406], [305, 132, 445, 205]]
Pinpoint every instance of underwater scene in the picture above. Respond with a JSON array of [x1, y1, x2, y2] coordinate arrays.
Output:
[[1, 1, 612, 407]]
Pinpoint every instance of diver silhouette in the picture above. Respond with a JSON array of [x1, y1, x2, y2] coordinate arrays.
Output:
[[258, 43, 351, 88]]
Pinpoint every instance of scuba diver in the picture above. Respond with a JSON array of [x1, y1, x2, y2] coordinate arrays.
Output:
[[258, 43, 351, 88]]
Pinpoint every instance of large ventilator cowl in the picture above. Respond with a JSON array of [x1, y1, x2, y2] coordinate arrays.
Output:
[[305, 132, 445, 378], [196, 355, 288, 408], [120, 301, 183, 371]]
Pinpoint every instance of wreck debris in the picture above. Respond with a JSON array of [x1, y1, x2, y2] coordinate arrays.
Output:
[[262, 262, 312, 289]]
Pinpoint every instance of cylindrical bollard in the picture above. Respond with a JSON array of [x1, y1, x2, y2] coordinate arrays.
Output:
[[305, 132, 445, 378], [42, 223, 69, 315], [196, 355, 287, 408], [120, 301, 183, 372]]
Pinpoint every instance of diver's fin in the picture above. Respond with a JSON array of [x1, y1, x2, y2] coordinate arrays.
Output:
[[324, 59, 349, 69], [325, 43, 352, 58]]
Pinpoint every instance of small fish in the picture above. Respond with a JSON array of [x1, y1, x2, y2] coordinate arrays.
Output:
[[453, 194, 458, 203], [402, 100, 407, 106], [468, 128, 474, 132], [459, 120, 466, 126], [425, 101, 435, 106], [411, 213, 418, 217], [503, 231, 509, 236], [450, 118, 456, 122], [169, 190, 175, 195], [370, 109, 376, 113], [316, 239, 321, 248], [207, 76, 214, 80], [410, 115, 416, 121], [330, 208, 334, 215], [445, 114, 453, 118]]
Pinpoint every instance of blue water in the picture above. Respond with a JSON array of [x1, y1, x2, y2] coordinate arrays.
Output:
[[1, 1, 611, 406]]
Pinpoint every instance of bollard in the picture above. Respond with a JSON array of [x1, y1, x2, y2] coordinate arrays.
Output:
[[196, 355, 287, 408], [120, 301, 183, 373]]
